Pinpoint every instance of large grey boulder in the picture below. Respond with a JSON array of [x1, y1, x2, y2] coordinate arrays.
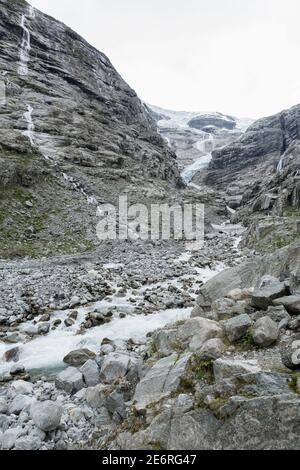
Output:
[[55, 367, 85, 394], [14, 436, 42, 451], [196, 242, 300, 306], [177, 318, 223, 352], [252, 316, 279, 347], [213, 358, 261, 382], [273, 295, 300, 315], [224, 314, 252, 342], [100, 352, 141, 384], [80, 359, 100, 387], [85, 384, 107, 408], [63, 349, 96, 367], [30, 400, 62, 432], [281, 336, 300, 370], [196, 338, 226, 360], [251, 276, 287, 309], [133, 353, 191, 410]]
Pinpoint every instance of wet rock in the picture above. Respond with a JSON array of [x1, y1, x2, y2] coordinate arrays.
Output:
[[4, 347, 20, 362], [223, 314, 252, 342], [37, 322, 50, 335], [10, 364, 26, 376], [252, 317, 279, 347], [30, 400, 63, 432], [23, 324, 39, 337], [63, 349, 96, 367], [55, 367, 85, 394]]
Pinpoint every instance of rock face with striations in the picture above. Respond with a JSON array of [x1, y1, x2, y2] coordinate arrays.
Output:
[[0, 0, 183, 258]]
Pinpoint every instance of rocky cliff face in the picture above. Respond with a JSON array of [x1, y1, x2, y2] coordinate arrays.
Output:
[[0, 0, 182, 258]]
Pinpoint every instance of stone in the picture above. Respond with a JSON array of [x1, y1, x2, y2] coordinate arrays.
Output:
[[105, 390, 125, 415], [37, 322, 50, 334], [10, 364, 26, 376], [85, 384, 107, 408], [30, 400, 62, 432], [251, 276, 287, 309], [55, 367, 85, 394], [273, 295, 300, 315], [14, 436, 41, 451], [0, 427, 24, 450], [80, 359, 100, 387], [23, 324, 39, 337], [10, 380, 33, 395], [0, 398, 8, 415], [252, 317, 279, 347], [281, 337, 300, 370], [290, 270, 300, 295], [183, 318, 223, 352], [4, 347, 20, 362], [9, 395, 33, 415], [69, 296, 80, 308], [224, 314, 252, 342], [213, 358, 261, 382], [133, 353, 191, 409], [63, 348, 96, 366], [100, 352, 131, 383], [266, 305, 291, 323], [196, 338, 226, 360], [152, 328, 177, 357], [0, 414, 9, 432]]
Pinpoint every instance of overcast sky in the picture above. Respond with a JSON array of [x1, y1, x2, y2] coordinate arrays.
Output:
[[29, 0, 300, 119]]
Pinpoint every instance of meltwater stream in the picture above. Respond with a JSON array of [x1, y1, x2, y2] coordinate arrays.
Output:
[[0, 262, 225, 375]]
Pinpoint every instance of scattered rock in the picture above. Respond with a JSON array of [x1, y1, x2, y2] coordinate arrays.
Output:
[[252, 317, 279, 347], [224, 314, 252, 342], [63, 349, 96, 367], [30, 400, 63, 432], [55, 367, 85, 394]]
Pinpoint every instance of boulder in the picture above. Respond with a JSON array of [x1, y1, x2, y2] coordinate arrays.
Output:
[[9, 395, 33, 415], [85, 384, 107, 408], [30, 400, 62, 432], [273, 295, 300, 315], [133, 353, 191, 410], [10, 380, 33, 396], [80, 359, 100, 387], [196, 338, 226, 360], [55, 367, 85, 394], [0, 397, 8, 415], [14, 436, 42, 450], [252, 317, 279, 347], [4, 347, 20, 362], [177, 318, 223, 352], [63, 348, 96, 367], [0, 427, 24, 450], [224, 314, 252, 342], [213, 358, 261, 382], [290, 270, 300, 295], [281, 336, 300, 370], [100, 352, 141, 384], [251, 276, 287, 309]]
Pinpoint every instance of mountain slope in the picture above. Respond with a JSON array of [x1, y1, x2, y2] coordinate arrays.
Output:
[[0, 0, 182, 258]]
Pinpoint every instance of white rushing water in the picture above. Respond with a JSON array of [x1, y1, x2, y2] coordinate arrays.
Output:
[[62, 173, 98, 206], [277, 154, 285, 174], [18, 15, 31, 76], [0, 308, 192, 374], [22, 104, 35, 145]]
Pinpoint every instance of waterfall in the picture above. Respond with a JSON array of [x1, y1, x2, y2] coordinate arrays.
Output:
[[17, 6, 35, 76], [22, 104, 35, 146], [277, 154, 285, 174]]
